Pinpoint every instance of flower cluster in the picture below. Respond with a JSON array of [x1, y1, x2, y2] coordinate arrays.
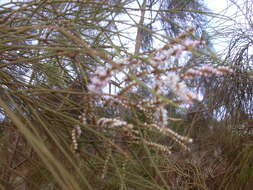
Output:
[[80, 28, 233, 155], [71, 113, 86, 151], [154, 106, 168, 127], [94, 115, 194, 153], [156, 72, 198, 103], [136, 138, 172, 154], [97, 117, 133, 130], [144, 123, 192, 151], [79, 112, 87, 125], [148, 28, 203, 67], [87, 67, 112, 93], [71, 125, 82, 151], [87, 28, 204, 96], [183, 65, 233, 79], [151, 38, 202, 64]]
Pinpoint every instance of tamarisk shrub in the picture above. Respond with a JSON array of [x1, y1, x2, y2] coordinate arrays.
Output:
[[72, 28, 233, 162]]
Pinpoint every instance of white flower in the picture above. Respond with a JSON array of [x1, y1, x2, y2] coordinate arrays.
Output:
[[88, 67, 111, 93], [183, 39, 201, 49], [165, 72, 198, 103], [95, 67, 108, 77]]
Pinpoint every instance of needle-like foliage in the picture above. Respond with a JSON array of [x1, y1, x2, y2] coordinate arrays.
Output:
[[0, 0, 253, 190]]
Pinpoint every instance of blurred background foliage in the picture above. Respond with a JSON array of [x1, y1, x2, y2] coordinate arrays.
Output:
[[0, 0, 253, 189]]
